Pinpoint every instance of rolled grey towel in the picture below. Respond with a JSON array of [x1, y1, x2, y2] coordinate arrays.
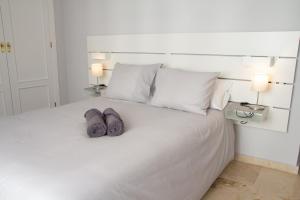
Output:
[[84, 109, 107, 138], [103, 108, 125, 137]]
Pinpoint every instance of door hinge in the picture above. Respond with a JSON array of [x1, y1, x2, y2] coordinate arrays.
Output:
[[54, 102, 57, 107], [50, 42, 53, 48]]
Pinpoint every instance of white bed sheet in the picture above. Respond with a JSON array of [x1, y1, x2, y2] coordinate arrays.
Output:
[[0, 97, 234, 200]]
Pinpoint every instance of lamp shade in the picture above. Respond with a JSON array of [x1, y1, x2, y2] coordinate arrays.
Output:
[[252, 74, 269, 92], [91, 63, 103, 77]]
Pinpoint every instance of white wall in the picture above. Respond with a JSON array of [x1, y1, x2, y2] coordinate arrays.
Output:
[[54, 0, 300, 166]]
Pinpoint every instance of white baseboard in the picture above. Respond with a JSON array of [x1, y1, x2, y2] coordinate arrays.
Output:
[[235, 154, 299, 175]]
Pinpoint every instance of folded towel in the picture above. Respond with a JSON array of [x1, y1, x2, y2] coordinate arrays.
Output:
[[84, 109, 107, 137], [103, 108, 125, 136]]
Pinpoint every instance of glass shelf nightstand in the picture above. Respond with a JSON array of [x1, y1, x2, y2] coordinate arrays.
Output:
[[224, 102, 269, 124], [84, 85, 107, 97]]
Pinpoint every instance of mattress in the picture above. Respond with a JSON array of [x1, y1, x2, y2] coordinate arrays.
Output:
[[0, 97, 234, 200]]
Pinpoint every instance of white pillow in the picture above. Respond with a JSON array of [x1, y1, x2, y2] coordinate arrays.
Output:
[[210, 79, 232, 110], [151, 68, 218, 115], [104, 63, 162, 103]]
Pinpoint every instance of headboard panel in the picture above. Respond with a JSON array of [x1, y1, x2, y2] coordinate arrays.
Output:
[[88, 32, 300, 57], [87, 32, 300, 132]]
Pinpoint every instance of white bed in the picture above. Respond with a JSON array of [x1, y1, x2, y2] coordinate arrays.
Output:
[[0, 97, 234, 200]]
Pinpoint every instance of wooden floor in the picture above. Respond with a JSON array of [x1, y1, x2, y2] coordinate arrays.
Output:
[[202, 161, 300, 200]]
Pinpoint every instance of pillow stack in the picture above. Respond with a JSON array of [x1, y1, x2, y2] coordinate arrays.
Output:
[[104, 63, 231, 115]]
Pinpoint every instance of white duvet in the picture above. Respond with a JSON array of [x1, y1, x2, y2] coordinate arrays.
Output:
[[0, 97, 234, 200]]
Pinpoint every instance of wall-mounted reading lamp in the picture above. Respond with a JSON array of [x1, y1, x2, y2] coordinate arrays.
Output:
[[91, 63, 104, 85], [90, 53, 106, 93], [251, 73, 269, 111], [242, 56, 274, 110]]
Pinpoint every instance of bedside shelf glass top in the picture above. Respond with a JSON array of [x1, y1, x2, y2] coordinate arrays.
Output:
[[225, 102, 269, 123], [84, 85, 107, 96]]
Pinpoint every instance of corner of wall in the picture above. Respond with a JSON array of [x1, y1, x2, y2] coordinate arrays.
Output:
[[297, 145, 300, 167]]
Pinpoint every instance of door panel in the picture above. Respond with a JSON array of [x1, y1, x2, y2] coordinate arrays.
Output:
[[19, 85, 50, 112], [0, 0, 13, 116], [9, 0, 48, 82], [2, 0, 56, 114]]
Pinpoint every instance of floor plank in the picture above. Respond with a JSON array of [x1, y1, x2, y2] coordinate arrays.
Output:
[[202, 161, 300, 200]]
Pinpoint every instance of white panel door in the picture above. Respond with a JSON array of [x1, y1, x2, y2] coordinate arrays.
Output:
[[1, 0, 58, 113], [0, 0, 13, 117]]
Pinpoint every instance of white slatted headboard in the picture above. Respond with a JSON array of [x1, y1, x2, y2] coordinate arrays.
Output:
[[87, 32, 300, 132]]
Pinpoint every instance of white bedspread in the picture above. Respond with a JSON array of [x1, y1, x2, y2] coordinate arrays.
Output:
[[0, 97, 234, 200]]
